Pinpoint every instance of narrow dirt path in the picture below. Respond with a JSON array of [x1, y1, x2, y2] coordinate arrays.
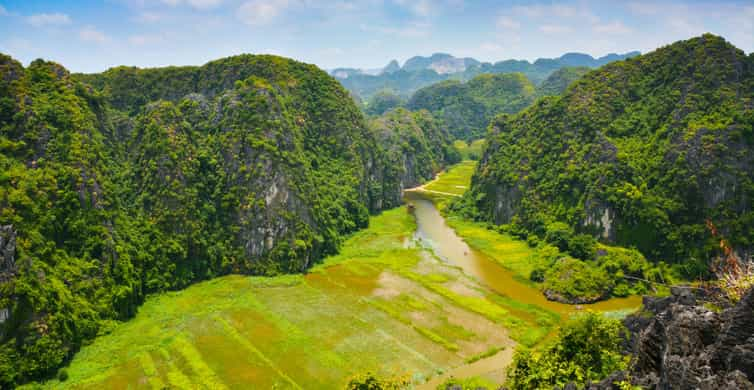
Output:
[[403, 172, 462, 198]]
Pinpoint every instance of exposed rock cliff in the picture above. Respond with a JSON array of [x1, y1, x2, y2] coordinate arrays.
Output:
[[0, 52, 455, 385], [594, 287, 754, 389], [0, 226, 15, 284], [471, 34, 754, 266]]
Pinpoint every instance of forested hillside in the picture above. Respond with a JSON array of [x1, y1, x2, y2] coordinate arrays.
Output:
[[364, 90, 404, 116], [534, 66, 590, 97], [407, 73, 534, 140], [467, 35, 754, 279], [407, 68, 588, 140], [0, 54, 455, 386], [368, 108, 459, 202]]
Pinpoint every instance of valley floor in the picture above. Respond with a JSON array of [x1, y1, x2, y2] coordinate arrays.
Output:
[[31, 161, 641, 389]]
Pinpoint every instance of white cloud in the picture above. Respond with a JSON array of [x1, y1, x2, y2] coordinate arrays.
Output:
[[0, 5, 8, 16], [497, 16, 520, 30], [238, 0, 290, 26], [79, 26, 109, 43], [512, 4, 568, 18], [187, 0, 223, 8], [160, 0, 222, 9], [594, 21, 632, 35], [539, 24, 573, 34], [27, 13, 72, 27]]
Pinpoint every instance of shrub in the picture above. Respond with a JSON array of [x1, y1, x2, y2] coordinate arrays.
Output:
[[507, 312, 627, 389], [544, 222, 573, 252], [537, 244, 562, 264], [544, 258, 613, 303], [529, 268, 546, 283], [715, 256, 754, 303], [568, 233, 597, 260], [440, 376, 498, 389], [346, 372, 410, 389]]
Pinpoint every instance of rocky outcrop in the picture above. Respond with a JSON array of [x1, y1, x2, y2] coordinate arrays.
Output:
[[0, 225, 16, 284], [470, 35, 754, 264], [543, 289, 607, 305], [367, 108, 454, 210], [0, 226, 15, 326], [0, 52, 458, 386], [593, 287, 754, 389]]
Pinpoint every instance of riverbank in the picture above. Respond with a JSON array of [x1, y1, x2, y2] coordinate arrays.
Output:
[[28, 204, 532, 389], [405, 161, 643, 386], [32, 161, 642, 389]]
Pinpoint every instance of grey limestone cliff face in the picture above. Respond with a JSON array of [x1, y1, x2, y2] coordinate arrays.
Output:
[[593, 287, 754, 390], [0, 225, 16, 327], [0, 225, 16, 284]]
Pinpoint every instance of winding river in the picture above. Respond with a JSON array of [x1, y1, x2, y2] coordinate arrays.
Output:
[[405, 189, 642, 387], [404, 190, 642, 317]]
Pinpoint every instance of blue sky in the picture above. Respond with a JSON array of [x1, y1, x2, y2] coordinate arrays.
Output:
[[0, 0, 752, 73]]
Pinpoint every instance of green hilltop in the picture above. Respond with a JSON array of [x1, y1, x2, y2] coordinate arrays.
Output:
[[462, 34, 754, 300], [0, 53, 455, 386]]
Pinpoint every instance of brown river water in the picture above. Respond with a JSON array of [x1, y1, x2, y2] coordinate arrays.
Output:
[[405, 190, 642, 387], [404, 191, 642, 315]]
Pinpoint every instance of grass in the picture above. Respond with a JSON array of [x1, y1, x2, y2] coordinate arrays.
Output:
[[465, 346, 505, 364], [424, 160, 476, 197], [453, 139, 486, 160], [29, 208, 525, 389], [444, 217, 545, 283], [30, 160, 642, 390]]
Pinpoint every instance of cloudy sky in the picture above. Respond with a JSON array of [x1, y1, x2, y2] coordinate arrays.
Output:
[[0, 0, 752, 73]]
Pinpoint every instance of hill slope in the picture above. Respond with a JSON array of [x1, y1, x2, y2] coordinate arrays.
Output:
[[535, 66, 591, 97], [407, 68, 590, 140], [0, 54, 455, 386], [469, 35, 754, 271]]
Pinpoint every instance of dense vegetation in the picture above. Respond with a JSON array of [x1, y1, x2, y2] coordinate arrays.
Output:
[[535, 66, 590, 98], [464, 34, 754, 301], [0, 53, 456, 386], [407, 73, 535, 140], [507, 312, 627, 389], [453, 139, 486, 161], [408, 68, 589, 140], [363, 90, 404, 116], [334, 52, 639, 101], [367, 108, 459, 208]]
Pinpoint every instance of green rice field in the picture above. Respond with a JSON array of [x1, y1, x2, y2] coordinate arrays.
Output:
[[29, 161, 639, 389]]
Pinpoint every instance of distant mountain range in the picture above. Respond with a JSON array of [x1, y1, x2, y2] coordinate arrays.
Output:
[[331, 51, 640, 101]]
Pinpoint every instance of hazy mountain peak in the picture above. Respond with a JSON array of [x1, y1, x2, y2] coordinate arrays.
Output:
[[382, 59, 400, 74], [402, 53, 481, 74]]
